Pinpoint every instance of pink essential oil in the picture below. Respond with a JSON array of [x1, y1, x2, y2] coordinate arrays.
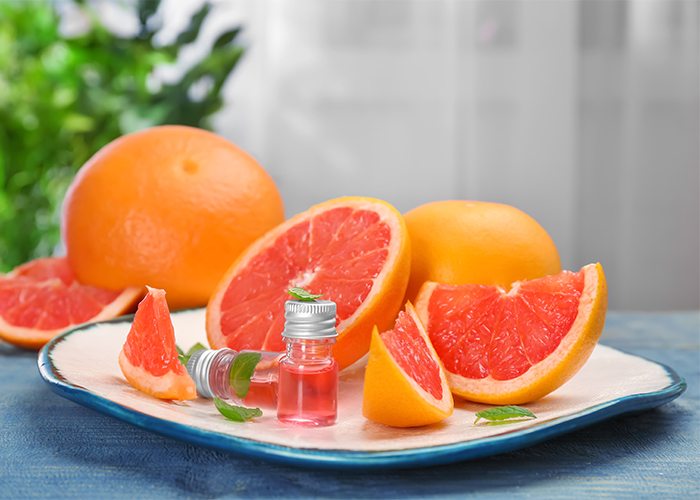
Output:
[[276, 299, 339, 427], [187, 348, 283, 410]]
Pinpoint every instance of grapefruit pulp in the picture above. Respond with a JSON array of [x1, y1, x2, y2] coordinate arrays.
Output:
[[118, 286, 196, 400], [415, 263, 607, 405], [206, 197, 411, 370], [362, 302, 454, 427], [0, 257, 142, 349]]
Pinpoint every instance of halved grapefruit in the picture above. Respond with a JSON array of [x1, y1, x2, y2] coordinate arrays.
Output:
[[0, 257, 142, 349], [415, 263, 607, 405], [206, 196, 411, 370], [362, 302, 454, 427], [118, 286, 196, 400]]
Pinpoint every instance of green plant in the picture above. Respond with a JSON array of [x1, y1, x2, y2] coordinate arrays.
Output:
[[0, 0, 244, 271]]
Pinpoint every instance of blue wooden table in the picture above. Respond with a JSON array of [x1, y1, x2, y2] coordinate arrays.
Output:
[[1, 312, 698, 499]]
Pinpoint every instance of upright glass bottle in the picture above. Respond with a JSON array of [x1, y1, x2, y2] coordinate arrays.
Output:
[[187, 348, 283, 410], [276, 299, 339, 427]]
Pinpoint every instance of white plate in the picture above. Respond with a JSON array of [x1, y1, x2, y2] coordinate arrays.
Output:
[[38, 308, 686, 469]]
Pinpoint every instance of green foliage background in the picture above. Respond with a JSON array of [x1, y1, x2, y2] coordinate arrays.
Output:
[[0, 0, 244, 271]]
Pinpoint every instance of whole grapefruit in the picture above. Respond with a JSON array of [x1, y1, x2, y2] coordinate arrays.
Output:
[[403, 200, 561, 303], [62, 125, 285, 310]]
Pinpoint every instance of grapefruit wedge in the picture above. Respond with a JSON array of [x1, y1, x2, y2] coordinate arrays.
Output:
[[363, 302, 454, 427], [0, 257, 142, 349], [119, 287, 196, 400], [415, 263, 608, 405], [207, 196, 411, 370]]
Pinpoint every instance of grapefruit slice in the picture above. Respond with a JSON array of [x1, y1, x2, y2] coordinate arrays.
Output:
[[415, 263, 608, 405], [118, 287, 196, 400], [362, 302, 454, 427], [0, 257, 142, 349], [206, 196, 411, 370]]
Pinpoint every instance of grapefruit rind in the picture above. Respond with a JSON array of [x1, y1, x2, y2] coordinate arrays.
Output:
[[0, 285, 142, 350], [362, 303, 454, 428], [415, 263, 607, 405], [206, 196, 411, 370], [118, 349, 196, 400]]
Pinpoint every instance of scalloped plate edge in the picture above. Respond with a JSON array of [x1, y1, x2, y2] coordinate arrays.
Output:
[[37, 318, 687, 470]]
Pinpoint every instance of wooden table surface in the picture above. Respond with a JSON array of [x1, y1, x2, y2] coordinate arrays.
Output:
[[1, 311, 698, 499]]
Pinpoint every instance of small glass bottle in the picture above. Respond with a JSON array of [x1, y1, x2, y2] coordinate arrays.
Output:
[[276, 299, 339, 427], [187, 348, 283, 410]]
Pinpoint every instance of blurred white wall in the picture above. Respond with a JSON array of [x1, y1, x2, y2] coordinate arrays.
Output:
[[161, 0, 699, 311]]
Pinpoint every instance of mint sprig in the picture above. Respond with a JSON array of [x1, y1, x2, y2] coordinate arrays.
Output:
[[474, 406, 536, 426], [229, 352, 262, 399], [214, 397, 262, 422], [176, 342, 207, 366], [286, 287, 325, 301]]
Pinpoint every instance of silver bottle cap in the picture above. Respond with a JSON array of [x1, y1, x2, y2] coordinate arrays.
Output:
[[282, 299, 338, 339], [186, 349, 216, 398]]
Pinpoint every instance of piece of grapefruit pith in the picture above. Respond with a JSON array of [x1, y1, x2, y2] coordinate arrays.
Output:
[[119, 287, 196, 400], [0, 257, 142, 349], [362, 302, 453, 427], [206, 196, 411, 370], [415, 263, 607, 405]]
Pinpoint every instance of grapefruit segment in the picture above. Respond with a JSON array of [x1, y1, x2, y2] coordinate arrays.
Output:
[[362, 302, 454, 427], [207, 197, 411, 370], [0, 257, 142, 349], [118, 286, 196, 400], [415, 263, 608, 405]]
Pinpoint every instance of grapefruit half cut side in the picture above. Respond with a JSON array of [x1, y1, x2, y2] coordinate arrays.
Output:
[[362, 302, 454, 427], [415, 263, 608, 405], [118, 286, 196, 400], [0, 257, 142, 349], [206, 196, 411, 370]]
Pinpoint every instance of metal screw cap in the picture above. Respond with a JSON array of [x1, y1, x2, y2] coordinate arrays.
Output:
[[282, 299, 337, 339], [186, 348, 216, 398]]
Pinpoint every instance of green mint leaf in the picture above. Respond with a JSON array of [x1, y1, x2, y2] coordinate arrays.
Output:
[[186, 343, 207, 357], [229, 352, 262, 398], [214, 397, 262, 422], [474, 406, 536, 424], [176, 345, 186, 365], [286, 287, 325, 301], [176, 342, 207, 366], [486, 418, 536, 426]]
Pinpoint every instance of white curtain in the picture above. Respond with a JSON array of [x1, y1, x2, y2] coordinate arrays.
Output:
[[163, 0, 699, 311]]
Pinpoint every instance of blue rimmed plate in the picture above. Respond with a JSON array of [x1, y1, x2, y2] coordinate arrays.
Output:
[[38, 308, 686, 470]]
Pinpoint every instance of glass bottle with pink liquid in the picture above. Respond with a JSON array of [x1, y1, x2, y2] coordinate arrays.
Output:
[[187, 348, 283, 410], [276, 298, 338, 427], [186, 298, 339, 426]]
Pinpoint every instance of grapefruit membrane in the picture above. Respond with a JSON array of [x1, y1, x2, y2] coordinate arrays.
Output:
[[362, 302, 454, 427], [118, 286, 196, 400], [0, 257, 142, 349], [206, 197, 411, 370], [415, 263, 608, 405]]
